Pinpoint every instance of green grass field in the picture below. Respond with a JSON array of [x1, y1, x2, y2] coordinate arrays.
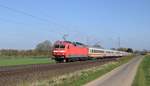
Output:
[[132, 55, 150, 86], [0, 56, 55, 66]]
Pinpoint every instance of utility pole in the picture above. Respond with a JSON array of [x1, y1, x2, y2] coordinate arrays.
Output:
[[118, 37, 121, 48], [86, 36, 89, 46]]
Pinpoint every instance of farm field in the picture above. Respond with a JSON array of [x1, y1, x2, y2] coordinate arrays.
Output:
[[0, 56, 55, 66], [132, 55, 150, 86]]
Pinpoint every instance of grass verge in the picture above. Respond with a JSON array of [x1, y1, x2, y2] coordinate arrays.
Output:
[[132, 55, 150, 86], [0, 56, 55, 66], [31, 55, 134, 86]]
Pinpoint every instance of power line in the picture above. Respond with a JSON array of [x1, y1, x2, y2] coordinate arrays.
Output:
[[0, 4, 48, 22], [0, 4, 84, 40], [0, 17, 31, 25], [0, 4, 69, 29]]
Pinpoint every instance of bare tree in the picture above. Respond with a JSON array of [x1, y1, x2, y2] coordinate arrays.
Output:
[[93, 42, 103, 48], [35, 40, 52, 52]]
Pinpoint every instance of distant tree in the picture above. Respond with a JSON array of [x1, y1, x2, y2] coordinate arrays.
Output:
[[117, 48, 128, 52], [126, 48, 133, 53], [117, 48, 133, 53], [35, 40, 52, 52], [143, 49, 148, 53], [93, 43, 103, 48]]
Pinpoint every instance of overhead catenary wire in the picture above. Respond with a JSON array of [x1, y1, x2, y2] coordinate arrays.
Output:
[[0, 4, 75, 36], [0, 17, 32, 25], [0, 4, 70, 30], [0, 3, 84, 41]]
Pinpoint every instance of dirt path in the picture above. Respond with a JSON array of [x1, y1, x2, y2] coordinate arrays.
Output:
[[84, 56, 143, 86]]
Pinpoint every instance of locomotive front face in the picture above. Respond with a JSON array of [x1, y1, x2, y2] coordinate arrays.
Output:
[[52, 43, 66, 57]]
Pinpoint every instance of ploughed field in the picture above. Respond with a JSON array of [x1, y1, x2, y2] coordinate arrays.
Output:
[[0, 57, 117, 86]]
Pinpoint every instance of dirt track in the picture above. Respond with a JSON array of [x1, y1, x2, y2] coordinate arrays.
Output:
[[0, 58, 116, 86]]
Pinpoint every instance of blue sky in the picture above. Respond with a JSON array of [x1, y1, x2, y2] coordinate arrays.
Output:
[[0, 0, 150, 50]]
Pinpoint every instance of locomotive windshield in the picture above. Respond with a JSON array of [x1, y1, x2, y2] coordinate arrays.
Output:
[[54, 45, 65, 48], [54, 45, 59, 48], [60, 45, 65, 48]]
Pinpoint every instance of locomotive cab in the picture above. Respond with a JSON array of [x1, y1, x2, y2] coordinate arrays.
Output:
[[52, 41, 70, 62], [53, 44, 67, 57], [52, 41, 88, 62]]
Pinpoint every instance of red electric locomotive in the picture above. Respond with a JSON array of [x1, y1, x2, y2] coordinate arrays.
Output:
[[52, 41, 88, 62]]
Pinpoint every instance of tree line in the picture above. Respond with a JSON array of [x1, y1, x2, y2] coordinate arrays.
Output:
[[0, 40, 53, 57]]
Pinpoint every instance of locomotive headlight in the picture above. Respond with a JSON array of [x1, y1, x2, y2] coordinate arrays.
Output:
[[53, 50, 65, 53], [53, 50, 65, 56]]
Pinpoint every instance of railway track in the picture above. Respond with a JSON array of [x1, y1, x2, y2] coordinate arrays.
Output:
[[0, 57, 118, 86]]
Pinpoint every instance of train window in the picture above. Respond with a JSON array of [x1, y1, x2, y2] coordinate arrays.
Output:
[[90, 49, 104, 53], [54, 45, 59, 48], [60, 45, 65, 48], [54, 45, 65, 48], [90, 49, 92, 53], [91, 49, 104, 53]]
